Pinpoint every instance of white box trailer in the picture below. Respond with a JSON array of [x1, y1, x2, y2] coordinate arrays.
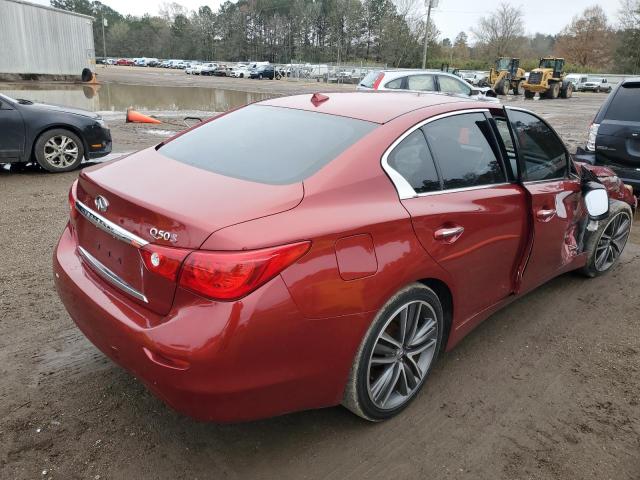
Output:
[[0, 0, 95, 77]]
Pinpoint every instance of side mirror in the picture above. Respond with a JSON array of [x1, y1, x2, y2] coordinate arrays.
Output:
[[470, 89, 480, 96], [583, 181, 609, 220]]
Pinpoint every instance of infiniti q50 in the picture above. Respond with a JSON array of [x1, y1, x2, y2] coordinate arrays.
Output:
[[54, 92, 636, 422]]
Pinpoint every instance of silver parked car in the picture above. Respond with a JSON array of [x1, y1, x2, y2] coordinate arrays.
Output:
[[357, 70, 497, 101]]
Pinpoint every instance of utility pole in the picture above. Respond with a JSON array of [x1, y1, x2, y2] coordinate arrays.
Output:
[[101, 10, 107, 60], [421, 0, 436, 69]]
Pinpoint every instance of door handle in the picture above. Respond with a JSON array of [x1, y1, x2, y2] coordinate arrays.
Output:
[[434, 226, 464, 243], [536, 209, 556, 222]]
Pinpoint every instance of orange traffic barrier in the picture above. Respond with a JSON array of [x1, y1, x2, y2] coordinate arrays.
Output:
[[126, 109, 162, 124]]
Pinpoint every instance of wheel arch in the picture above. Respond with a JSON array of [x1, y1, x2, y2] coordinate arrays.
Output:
[[30, 124, 89, 162], [417, 277, 453, 350]]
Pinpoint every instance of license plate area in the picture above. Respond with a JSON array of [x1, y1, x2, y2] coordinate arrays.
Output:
[[77, 217, 143, 293]]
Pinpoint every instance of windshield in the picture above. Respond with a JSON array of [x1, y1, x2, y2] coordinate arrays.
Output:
[[360, 71, 381, 88], [587, 77, 603, 82], [496, 58, 511, 70], [539, 59, 558, 69], [159, 105, 377, 185]]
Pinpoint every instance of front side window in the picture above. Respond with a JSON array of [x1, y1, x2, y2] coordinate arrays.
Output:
[[407, 75, 435, 92], [507, 110, 567, 181], [422, 113, 505, 189], [438, 76, 471, 96], [387, 130, 440, 194], [159, 105, 377, 184]]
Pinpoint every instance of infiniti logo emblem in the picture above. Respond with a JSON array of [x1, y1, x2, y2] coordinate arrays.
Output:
[[94, 195, 109, 213]]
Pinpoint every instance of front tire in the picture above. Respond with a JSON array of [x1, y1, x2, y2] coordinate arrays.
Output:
[[580, 201, 633, 277], [524, 89, 535, 99], [343, 284, 444, 421], [34, 128, 84, 172]]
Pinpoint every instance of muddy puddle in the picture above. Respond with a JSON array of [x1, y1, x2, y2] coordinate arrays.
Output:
[[0, 82, 272, 115]]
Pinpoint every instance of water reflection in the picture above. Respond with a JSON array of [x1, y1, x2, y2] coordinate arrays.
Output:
[[0, 82, 272, 113]]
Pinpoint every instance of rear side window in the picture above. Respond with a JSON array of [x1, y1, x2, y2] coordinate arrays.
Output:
[[387, 130, 440, 193], [507, 110, 567, 181], [604, 83, 640, 122], [438, 76, 471, 96], [407, 75, 435, 91], [422, 113, 506, 189], [160, 105, 376, 184], [385, 78, 404, 89]]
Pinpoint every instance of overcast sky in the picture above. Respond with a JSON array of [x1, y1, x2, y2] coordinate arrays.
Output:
[[33, 0, 622, 43]]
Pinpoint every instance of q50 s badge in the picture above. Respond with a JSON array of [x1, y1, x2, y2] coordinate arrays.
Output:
[[149, 227, 178, 243]]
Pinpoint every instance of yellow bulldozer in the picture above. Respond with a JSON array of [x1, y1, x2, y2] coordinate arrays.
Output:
[[488, 57, 526, 95], [522, 57, 573, 99]]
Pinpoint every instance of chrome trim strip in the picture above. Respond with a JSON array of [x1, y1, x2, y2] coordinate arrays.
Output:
[[78, 246, 149, 303], [381, 109, 491, 200], [413, 182, 512, 197], [76, 200, 148, 248]]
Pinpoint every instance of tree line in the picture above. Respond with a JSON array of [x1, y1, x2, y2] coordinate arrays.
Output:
[[51, 0, 640, 73]]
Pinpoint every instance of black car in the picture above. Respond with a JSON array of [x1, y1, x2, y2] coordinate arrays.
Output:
[[576, 77, 640, 192], [0, 93, 112, 172], [249, 65, 275, 80]]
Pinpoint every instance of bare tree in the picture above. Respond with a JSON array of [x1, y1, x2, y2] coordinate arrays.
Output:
[[471, 3, 524, 58], [555, 6, 613, 68]]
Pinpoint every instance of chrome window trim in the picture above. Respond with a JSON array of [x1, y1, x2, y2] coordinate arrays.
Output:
[[76, 200, 148, 248], [381, 108, 491, 200], [414, 182, 513, 197], [78, 246, 149, 303]]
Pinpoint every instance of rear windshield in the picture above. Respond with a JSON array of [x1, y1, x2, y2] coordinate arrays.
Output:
[[605, 83, 640, 122], [360, 71, 381, 88], [159, 105, 377, 184]]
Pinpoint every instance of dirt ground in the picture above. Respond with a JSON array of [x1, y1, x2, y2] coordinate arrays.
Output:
[[1, 72, 639, 480]]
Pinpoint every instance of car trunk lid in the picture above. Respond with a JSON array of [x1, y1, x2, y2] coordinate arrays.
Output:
[[73, 147, 303, 315]]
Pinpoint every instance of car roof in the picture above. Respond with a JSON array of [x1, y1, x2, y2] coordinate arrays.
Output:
[[622, 77, 640, 84], [259, 91, 479, 124]]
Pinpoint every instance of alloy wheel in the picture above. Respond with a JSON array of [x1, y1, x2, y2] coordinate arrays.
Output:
[[367, 300, 438, 410], [43, 135, 79, 168], [595, 212, 631, 272]]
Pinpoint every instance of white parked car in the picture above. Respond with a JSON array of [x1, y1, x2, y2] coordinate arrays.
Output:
[[185, 62, 201, 74], [581, 77, 612, 93], [357, 70, 498, 101], [231, 65, 251, 78], [565, 74, 589, 91], [197, 63, 218, 76]]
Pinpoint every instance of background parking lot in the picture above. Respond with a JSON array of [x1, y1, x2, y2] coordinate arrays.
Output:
[[1, 68, 639, 479]]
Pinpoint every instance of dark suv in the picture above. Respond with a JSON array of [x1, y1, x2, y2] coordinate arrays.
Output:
[[249, 65, 275, 80], [576, 77, 640, 192]]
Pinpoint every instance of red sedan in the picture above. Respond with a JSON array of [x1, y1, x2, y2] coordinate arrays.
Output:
[[116, 58, 134, 66], [54, 92, 636, 422]]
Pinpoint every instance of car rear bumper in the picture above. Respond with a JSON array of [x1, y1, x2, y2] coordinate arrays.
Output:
[[54, 225, 370, 422], [576, 151, 640, 192]]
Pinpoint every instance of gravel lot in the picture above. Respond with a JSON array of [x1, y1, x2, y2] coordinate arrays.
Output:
[[1, 71, 639, 479]]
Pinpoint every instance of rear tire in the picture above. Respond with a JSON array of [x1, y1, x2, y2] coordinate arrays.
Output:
[[580, 201, 633, 277], [495, 79, 509, 96], [561, 83, 573, 99], [34, 128, 84, 172], [513, 80, 523, 95], [342, 283, 444, 421]]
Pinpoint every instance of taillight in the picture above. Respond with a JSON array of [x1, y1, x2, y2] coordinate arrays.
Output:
[[587, 123, 599, 151], [179, 241, 311, 301], [372, 72, 385, 90], [140, 244, 191, 282], [68, 180, 79, 222]]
